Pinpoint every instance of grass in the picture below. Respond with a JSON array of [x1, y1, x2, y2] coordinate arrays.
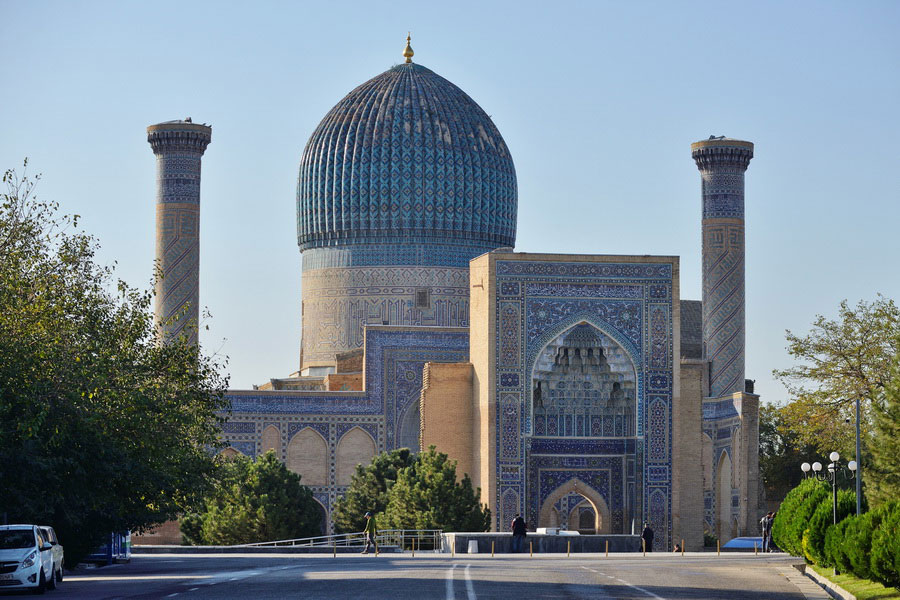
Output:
[[810, 565, 900, 600]]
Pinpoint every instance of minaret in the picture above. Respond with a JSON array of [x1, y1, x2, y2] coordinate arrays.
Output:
[[147, 119, 212, 345], [691, 137, 754, 397]]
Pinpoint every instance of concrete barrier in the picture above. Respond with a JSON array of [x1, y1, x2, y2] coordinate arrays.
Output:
[[442, 533, 641, 554]]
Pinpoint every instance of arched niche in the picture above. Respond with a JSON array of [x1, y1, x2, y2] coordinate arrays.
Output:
[[336, 427, 376, 486], [538, 478, 611, 534], [287, 428, 328, 486], [218, 447, 241, 460], [716, 449, 733, 543], [397, 397, 421, 453], [261, 425, 281, 455], [531, 322, 638, 437], [312, 499, 328, 536]]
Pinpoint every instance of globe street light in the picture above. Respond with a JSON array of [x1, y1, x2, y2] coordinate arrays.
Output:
[[802, 453, 858, 575], [801, 452, 858, 527]]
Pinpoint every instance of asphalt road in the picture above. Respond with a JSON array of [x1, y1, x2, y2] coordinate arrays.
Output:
[[6, 553, 832, 600]]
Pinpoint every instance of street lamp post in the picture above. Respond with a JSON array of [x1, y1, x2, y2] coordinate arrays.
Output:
[[854, 396, 862, 517], [801, 453, 858, 575]]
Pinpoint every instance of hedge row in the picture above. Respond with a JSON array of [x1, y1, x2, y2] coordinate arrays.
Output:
[[772, 479, 900, 589]]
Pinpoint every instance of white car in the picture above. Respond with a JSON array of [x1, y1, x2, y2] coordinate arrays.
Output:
[[0, 524, 56, 593], [38, 526, 64, 587]]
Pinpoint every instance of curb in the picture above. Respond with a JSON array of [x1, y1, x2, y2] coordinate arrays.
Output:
[[793, 563, 857, 600]]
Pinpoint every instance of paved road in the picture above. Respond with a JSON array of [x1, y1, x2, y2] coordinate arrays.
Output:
[[13, 553, 831, 599]]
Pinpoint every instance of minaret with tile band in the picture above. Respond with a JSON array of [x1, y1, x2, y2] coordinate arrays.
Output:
[[147, 119, 212, 345], [691, 137, 753, 397]]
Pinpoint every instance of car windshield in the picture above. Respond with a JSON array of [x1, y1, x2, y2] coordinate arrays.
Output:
[[0, 530, 35, 549]]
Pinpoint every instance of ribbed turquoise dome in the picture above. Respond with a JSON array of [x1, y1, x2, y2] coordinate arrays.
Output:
[[297, 62, 517, 252]]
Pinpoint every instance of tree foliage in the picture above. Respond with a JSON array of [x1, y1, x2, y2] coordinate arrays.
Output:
[[869, 502, 900, 588], [0, 163, 229, 565], [331, 448, 415, 534], [181, 451, 323, 545], [758, 403, 820, 503], [868, 350, 900, 507], [771, 477, 829, 557], [806, 489, 856, 565], [383, 447, 490, 532], [773, 296, 899, 454]]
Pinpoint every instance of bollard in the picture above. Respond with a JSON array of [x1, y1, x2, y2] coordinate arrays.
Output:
[[605, 540, 608, 558], [754, 542, 757, 555], [717, 539, 720, 557], [567, 540, 571, 558], [681, 539, 684, 557], [452, 540, 455, 558], [333, 543, 336, 559], [530, 541, 533, 557], [491, 540, 495, 557], [412, 537, 415, 558], [642, 538, 646, 557]]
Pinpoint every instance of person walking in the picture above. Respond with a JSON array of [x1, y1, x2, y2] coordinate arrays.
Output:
[[361, 511, 378, 554], [641, 522, 654, 552], [510, 514, 527, 553]]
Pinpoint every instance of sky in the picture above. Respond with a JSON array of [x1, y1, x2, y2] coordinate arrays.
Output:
[[2, 0, 898, 404]]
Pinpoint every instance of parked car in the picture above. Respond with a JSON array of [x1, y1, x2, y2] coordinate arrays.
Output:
[[0, 524, 56, 593], [38, 526, 64, 585]]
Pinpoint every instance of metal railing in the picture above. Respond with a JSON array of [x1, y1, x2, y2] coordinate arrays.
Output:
[[236, 529, 442, 551]]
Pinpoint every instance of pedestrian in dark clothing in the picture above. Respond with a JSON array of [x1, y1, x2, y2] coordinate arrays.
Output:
[[760, 512, 773, 552], [641, 522, 654, 552], [361, 511, 377, 554], [511, 514, 527, 553]]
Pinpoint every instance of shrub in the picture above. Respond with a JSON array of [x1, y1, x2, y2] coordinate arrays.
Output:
[[844, 503, 889, 580], [807, 489, 857, 565], [869, 502, 900, 588], [773, 478, 830, 557], [824, 517, 854, 572]]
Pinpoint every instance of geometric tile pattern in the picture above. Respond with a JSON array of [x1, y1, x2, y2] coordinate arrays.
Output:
[[147, 121, 211, 345], [297, 63, 517, 252], [300, 260, 470, 366], [492, 257, 675, 548], [692, 140, 753, 397]]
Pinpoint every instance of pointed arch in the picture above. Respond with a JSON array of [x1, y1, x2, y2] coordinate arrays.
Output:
[[261, 425, 281, 455], [218, 447, 241, 460], [716, 449, 733, 543], [538, 478, 611, 534], [287, 427, 328, 486], [336, 426, 376, 485]]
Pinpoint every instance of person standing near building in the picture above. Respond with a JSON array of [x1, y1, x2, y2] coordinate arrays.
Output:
[[361, 511, 378, 554], [641, 522, 654, 552], [511, 514, 526, 553], [760, 512, 774, 552]]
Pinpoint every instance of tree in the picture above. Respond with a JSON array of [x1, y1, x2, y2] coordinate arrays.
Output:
[[773, 296, 899, 454], [0, 163, 229, 565], [383, 446, 490, 532], [182, 451, 322, 545], [868, 349, 900, 507], [331, 448, 415, 534], [758, 403, 820, 503], [771, 477, 829, 557]]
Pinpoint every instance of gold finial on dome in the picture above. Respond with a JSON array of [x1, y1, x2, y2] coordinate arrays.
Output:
[[403, 33, 414, 63]]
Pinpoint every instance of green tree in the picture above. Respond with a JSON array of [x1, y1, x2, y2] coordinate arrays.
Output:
[[331, 448, 415, 534], [773, 296, 899, 454], [868, 350, 900, 507], [772, 477, 829, 557], [758, 403, 820, 503], [806, 488, 857, 565], [0, 163, 229, 565], [383, 446, 490, 532], [183, 451, 323, 545]]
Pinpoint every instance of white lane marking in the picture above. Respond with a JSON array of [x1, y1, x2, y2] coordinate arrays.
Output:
[[166, 595, 179, 598], [464, 564, 476, 600], [445, 563, 457, 600], [188, 588, 199, 592], [580, 565, 666, 600]]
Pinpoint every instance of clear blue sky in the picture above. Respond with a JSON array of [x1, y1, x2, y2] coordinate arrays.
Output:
[[2, 1, 898, 404]]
